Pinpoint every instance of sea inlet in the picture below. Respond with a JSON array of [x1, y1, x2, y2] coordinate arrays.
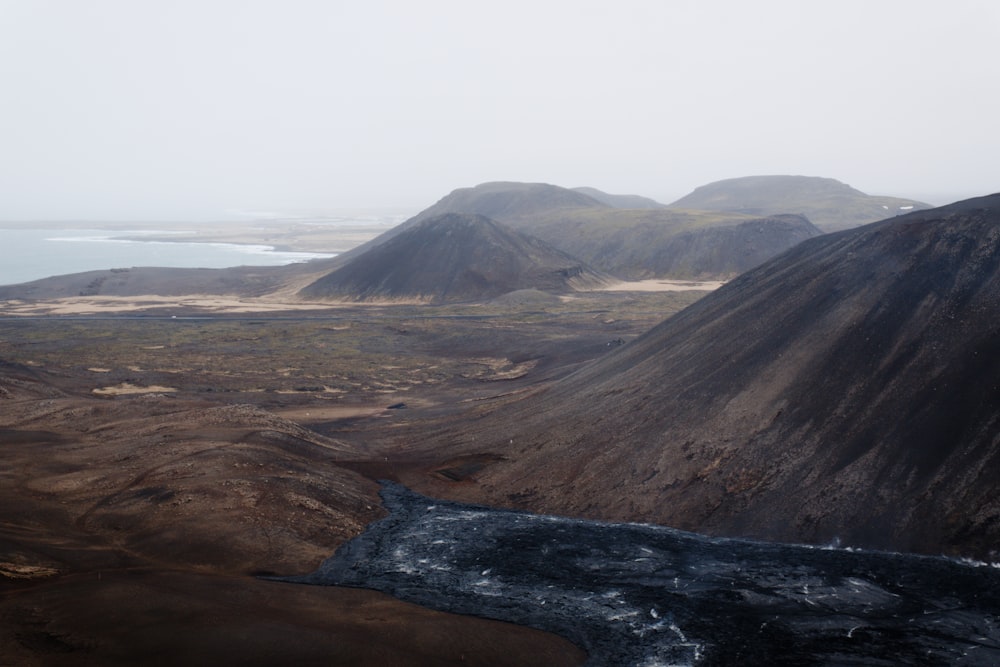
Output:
[[277, 482, 1000, 666]]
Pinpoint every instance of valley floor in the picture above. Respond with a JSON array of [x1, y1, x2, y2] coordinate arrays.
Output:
[[0, 287, 704, 665]]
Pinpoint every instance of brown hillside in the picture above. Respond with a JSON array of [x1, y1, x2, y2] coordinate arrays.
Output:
[[405, 194, 1000, 560]]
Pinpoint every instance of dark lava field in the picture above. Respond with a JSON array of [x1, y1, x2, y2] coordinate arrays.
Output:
[[282, 483, 1000, 667]]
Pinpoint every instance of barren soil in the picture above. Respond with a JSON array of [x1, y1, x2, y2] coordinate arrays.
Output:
[[0, 286, 706, 665]]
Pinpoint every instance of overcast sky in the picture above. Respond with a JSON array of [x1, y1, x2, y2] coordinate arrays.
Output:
[[2, 0, 998, 220]]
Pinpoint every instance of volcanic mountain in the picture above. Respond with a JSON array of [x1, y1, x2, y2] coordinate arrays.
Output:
[[391, 181, 823, 280], [0, 180, 824, 297], [406, 194, 1000, 559], [300, 212, 610, 303], [412, 181, 609, 221], [331, 182, 608, 263], [668, 175, 932, 231]]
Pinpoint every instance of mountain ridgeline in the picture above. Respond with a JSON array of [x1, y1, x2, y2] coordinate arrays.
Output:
[[0, 176, 929, 300], [409, 194, 1000, 559], [668, 175, 932, 232], [305, 177, 929, 298], [300, 213, 611, 303], [381, 181, 824, 280]]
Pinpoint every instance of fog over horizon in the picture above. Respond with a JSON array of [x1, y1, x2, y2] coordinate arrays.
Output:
[[2, 0, 998, 222]]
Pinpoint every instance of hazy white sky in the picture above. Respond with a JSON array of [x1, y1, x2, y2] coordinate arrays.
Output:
[[2, 0, 998, 220]]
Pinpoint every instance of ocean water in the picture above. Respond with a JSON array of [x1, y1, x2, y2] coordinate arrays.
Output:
[[0, 227, 337, 287]]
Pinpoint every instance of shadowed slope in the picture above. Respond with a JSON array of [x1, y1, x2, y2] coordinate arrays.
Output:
[[411, 194, 1000, 559], [668, 175, 932, 231], [300, 213, 610, 303]]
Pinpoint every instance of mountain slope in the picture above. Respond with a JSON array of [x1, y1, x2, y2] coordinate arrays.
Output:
[[411, 181, 610, 221], [390, 181, 822, 279], [571, 186, 667, 209], [410, 194, 1000, 559], [536, 211, 821, 279], [669, 175, 932, 231], [300, 212, 610, 303]]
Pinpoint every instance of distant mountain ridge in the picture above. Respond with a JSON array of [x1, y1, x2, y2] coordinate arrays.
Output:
[[413, 181, 609, 222], [669, 175, 932, 231], [300, 212, 611, 303], [411, 193, 1000, 559], [0, 176, 931, 296], [398, 181, 822, 279], [536, 210, 821, 279]]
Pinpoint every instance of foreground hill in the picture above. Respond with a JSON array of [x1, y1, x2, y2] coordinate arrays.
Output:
[[300, 213, 610, 303], [668, 175, 932, 231], [397, 182, 822, 279], [409, 194, 1000, 559]]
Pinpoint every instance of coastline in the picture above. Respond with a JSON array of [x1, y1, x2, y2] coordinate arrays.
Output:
[[0, 216, 404, 286]]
